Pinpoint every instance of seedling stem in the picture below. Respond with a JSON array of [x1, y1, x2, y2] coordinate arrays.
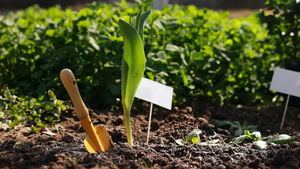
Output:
[[124, 110, 133, 147]]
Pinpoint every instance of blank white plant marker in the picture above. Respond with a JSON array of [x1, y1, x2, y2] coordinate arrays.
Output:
[[270, 67, 300, 129], [135, 77, 173, 144]]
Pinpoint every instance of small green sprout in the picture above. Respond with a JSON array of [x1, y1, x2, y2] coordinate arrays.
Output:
[[230, 130, 298, 150], [118, 9, 151, 147], [214, 120, 258, 135], [13, 142, 24, 148], [186, 128, 202, 144], [175, 129, 219, 146], [26, 125, 40, 133]]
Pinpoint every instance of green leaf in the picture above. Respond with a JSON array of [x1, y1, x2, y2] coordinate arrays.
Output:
[[214, 120, 234, 127], [77, 8, 93, 18], [244, 130, 251, 136], [119, 19, 145, 113], [267, 134, 296, 144], [245, 125, 258, 130], [26, 126, 40, 133], [235, 130, 244, 136], [135, 10, 152, 46], [186, 129, 202, 144], [77, 20, 91, 29], [46, 29, 55, 37], [118, 10, 151, 147]]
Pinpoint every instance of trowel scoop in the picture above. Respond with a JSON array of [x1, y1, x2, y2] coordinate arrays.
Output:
[[60, 68, 114, 153]]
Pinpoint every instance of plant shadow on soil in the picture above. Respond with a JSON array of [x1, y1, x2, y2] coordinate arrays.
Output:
[[0, 102, 299, 169]]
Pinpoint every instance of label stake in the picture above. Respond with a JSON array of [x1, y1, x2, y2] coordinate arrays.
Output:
[[280, 94, 290, 130], [146, 102, 153, 144]]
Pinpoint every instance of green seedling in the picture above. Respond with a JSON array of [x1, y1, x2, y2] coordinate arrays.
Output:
[[175, 129, 219, 146], [118, 9, 151, 147], [13, 142, 24, 148], [26, 125, 40, 133], [176, 129, 202, 145], [230, 130, 261, 144], [230, 130, 298, 150], [186, 128, 202, 144], [214, 120, 258, 135]]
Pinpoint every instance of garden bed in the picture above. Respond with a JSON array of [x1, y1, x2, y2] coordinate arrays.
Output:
[[1, 103, 299, 168]]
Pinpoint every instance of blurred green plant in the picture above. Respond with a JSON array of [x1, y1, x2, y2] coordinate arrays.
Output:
[[0, 1, 282, 109], [230, 130, 298, 150], [214, 120, 258, 135], [0, 88, 67, 130], [259, 0, 300, 62]]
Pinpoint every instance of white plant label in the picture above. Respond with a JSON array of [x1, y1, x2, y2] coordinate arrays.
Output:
[[135, 77, 173, 110], [270, 67, 300, 97]]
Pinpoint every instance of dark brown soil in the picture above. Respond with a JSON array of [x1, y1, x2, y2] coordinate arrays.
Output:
[[0, 102, 299, 169]]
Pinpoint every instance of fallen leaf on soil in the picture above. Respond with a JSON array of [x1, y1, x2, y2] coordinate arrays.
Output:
[[40, 127, 56, 136]]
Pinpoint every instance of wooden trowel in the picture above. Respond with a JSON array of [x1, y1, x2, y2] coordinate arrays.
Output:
[[60, 68, 114, 153]]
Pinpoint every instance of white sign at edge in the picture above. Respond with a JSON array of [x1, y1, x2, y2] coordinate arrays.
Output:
[[270, 67, 300, 97], [135, 77, 173, 110]]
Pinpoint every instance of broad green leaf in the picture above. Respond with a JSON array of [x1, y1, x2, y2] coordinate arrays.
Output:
[[119, 19, 145, 113], [193, 52, 205, 61], [77, 8, 93, 18], [46, 29, 55, 37], [267, 134, 296, 144], [119, 10, 151, 147], [77, 20, 91, 29]]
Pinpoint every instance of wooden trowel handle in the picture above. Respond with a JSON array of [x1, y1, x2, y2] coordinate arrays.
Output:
[[60, 68, 88, 120]]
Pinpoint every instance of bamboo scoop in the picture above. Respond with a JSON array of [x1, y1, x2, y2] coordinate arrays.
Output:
[[60, 68, 114, 153]]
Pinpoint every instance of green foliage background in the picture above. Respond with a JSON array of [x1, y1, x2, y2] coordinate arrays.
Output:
[[0, 0, 291, 109], [259, 0, 300, 62]]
